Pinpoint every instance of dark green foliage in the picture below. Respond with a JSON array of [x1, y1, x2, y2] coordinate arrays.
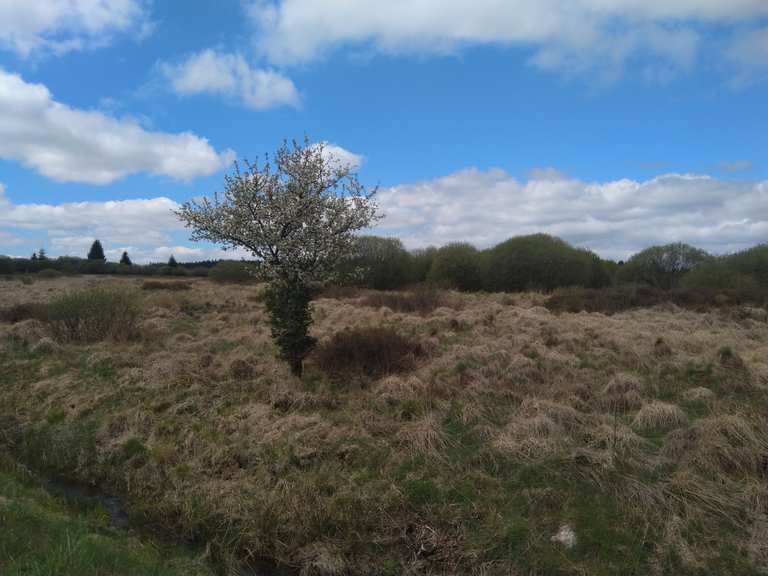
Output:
[[87, 240, 106, 262], [167, 255, 178, 268], [483, 234, 602, 292], [40, 287, 141, 343], [312, 326, 426, 381], [209, 261, 254, 283], [265, 281, 316, 376], [0, 257, 13, 275], [340, 236, 414, 290], [618, 243, 712, 289], [409, 247, 439, 284], [120, 251, 132, 266], [427, 242, 482, 291]]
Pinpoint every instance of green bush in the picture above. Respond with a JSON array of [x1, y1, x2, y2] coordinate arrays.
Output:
[[40, 287, 141, 343], [483, 234, 601, 292], [209, 261, 254, 284], [427, 242, 482, 291]]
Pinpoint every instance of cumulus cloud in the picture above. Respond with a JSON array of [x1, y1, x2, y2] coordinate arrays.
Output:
[[160, 49, 300, 109], [0, 190, 247, 263], [314, 142, 364, 171], [374, 169, 768, 260], [247, 0, 768, 77], [3, 168, 767, 263], [0, 69, 235, 184], [0, 0, 150, 57]]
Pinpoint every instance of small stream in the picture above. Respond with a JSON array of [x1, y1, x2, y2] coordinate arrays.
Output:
[[40, 475, 298, 576]]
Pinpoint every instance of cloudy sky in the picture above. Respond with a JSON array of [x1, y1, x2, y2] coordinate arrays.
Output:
[[0, 1, 766, 262]]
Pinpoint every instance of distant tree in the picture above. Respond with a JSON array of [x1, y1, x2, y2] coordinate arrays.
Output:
[[87, 239, 106, 262], [168, 255, 178, 268], [428, 242, 483, 291], [120, 251, 133, 266], [177, 138, 380, 376], [618, 243, 712, 289], [31, 253, 38, 261], [37, 248, 48, 260], [340, 236, 413, 290]]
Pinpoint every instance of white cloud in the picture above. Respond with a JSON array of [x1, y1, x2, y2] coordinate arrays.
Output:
[[160, 49, 299, 109], [247, 0, 768, 77], [0, 69, 235, 184], [3, 169, 767, 263], [314, 142, 364, 171], [0, 0, 150, 57], [374, 169, 768, 260]]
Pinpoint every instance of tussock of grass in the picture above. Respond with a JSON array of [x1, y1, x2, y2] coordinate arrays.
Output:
[[632, 401, 688, 432]]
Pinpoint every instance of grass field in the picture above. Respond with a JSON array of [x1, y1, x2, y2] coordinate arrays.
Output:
[[1, 275, 768, 574]]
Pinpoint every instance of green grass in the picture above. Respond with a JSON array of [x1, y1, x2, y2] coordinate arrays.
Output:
[[0, 465, 213, 576]]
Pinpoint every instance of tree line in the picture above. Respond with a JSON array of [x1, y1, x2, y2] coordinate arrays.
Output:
[[3, 233, 767, 296]]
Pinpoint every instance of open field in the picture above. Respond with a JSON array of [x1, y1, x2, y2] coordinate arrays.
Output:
[[2, 275, 768, 574]]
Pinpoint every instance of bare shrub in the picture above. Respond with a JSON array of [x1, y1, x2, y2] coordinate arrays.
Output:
[[141, 280, 192, 291], [0, 302, 41, 324], [360, 287, 455, 315], [312, 326, 427, 381], [40, 286, 141, 343]]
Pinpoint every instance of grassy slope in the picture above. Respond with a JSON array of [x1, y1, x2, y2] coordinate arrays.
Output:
[[0, 459, 212, 576], [1, 276, 768, 574]]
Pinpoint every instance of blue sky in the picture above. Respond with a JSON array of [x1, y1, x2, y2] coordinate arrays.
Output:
[[0, 1, 767, 262]]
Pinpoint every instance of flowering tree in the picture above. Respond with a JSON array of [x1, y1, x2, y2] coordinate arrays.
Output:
[[176, 138, 380, 375]]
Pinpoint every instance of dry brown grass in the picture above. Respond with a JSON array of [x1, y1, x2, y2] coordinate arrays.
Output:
[[0, 275, 767, 574], [632, 401, 688, 432]]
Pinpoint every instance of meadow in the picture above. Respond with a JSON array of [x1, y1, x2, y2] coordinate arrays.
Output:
[[1, 274, 768, 575]]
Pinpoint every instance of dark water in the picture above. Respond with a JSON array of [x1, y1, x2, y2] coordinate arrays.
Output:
[[40, 475, 298, 576]]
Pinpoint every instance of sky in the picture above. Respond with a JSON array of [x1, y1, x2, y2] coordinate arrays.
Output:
[[0, 0, 766, 263]]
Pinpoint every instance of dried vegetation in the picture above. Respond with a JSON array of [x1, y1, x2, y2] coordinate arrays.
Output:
[[1, 276, 768, 575]]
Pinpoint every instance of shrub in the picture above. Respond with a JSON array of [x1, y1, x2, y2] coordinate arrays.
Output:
[[340, 236, 414, 290], [40, 287, 141, 343], [360, 287, 454, 315], [141, 280, 192, 291], [427, 242, 482, 291], [312, 327, 426, 381], [37, 268, 64, 280], [483, 234, 601, 292], [618, 243, 712, 289], [0, 303, 42, 323], [209, 261, 254, 284]]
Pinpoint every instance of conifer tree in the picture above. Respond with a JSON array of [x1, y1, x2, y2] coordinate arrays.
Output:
[[168, 255, 178, 268], [87, 239, 106, 261], [120, 251, 133, 266]]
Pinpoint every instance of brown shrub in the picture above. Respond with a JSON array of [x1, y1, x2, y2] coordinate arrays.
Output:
[[0, 302, 41, 323], [141, 280, 192, 291], [546, 285, 768, 315], [319, 285, 363, 300], [360, 287, 455, 315], [312, 326, 427, 381]]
